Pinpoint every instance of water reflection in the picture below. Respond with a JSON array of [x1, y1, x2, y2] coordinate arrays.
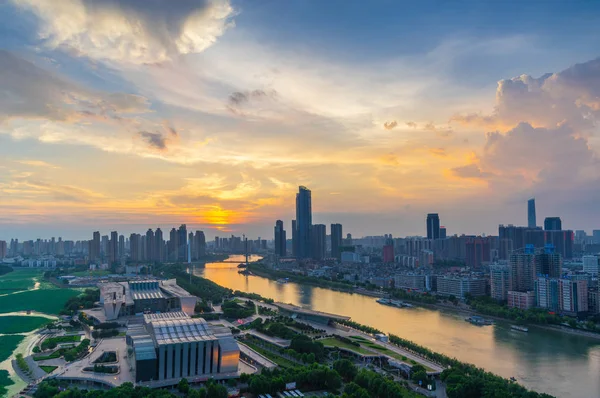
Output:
[[194, 256, 600, 398]]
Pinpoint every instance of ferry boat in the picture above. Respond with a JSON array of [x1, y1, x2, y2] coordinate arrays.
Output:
[[510, 325, 529, 332], [276, 278, 289, 284], [376, 298, 413, 308], [465, 316, 493, 326]]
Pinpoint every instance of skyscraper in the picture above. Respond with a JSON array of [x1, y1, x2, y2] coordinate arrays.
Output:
[[274, 220, 286, 257], [177, 224, 187, 262], [108, 231, 119, 264], [193, 231, 206, 259], [426, 213, 440, 240], [528, 198, 536, 228], [155, 228, 164, 262], [118, 235, 125, 259], [331, 223, 343, 260], [291, 220, 297, 257], [130, 233, 141, 262], [145, 229, 155, 262], [534, 245, 562, 278], [0, 241, 7, 259], [544, 217, 562, 231], [509, 246, 536, 292], [90, 231, 100, 262], [296, 186, 312, 259], [169, 228, 178, 261], [311, 224, 326, 260]]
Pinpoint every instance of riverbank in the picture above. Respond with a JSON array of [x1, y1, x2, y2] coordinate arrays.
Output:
[[247, 263, 600, 341]]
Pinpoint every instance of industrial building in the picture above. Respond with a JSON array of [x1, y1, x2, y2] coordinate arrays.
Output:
[[99, 279, 198, 321], [127, 312, 239, 383]]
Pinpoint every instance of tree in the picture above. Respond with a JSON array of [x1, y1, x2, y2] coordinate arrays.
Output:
[[178, 378, 190, 394], [206, 383, 227, 398], [333, 359, 358, 382]]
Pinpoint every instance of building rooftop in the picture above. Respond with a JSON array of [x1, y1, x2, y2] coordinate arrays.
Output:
[[145, 312, 218, 345]]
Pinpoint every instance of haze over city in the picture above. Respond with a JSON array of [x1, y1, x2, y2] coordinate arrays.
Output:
[[1, 0, 600, 241]]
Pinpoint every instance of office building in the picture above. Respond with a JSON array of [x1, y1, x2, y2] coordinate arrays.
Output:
[[490, 264, 510, 301], [128, 312, 239, 383], [439, 226, 447, 239], [274, 220, 286, 257], [426, 213, 440, 240], [528, 198, 536, 228], [583, 255, 600, 276], [507, 290, 535, 310], [544, 217, 562, 231], [509, 247, 536, 292], [331, 223, 343, 260], [535, 277, 560, 312], [295, 186, 312, 259], [177, 224, 187, 262], [559, 278, 588, 316], [311, 224, 326, 260], [436, 276, 486, 299]]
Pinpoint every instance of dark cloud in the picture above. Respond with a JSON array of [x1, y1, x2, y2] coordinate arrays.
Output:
[[383, 120, 398, 130], [138, 131, 167, 150], [406, 121, 417, 128]]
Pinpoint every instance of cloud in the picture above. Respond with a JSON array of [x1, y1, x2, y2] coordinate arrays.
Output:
[[12, 0, 236, 64], [226, 89, 278, 115], [429, 148, 447, 157], [406, 121, 417, 128], [451, 57, 600, 131], [16, 160, 61, 169], [383, 120, 398, 130], [138, 131, 167, 150]]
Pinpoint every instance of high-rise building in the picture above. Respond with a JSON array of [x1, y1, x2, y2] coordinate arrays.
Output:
[[145, 229, 155, 262], [426, 213, 440, 240], [311, 224, 326, 260], [169, 228, 178, 261], [108, 231, 119, 264], [528, 198, 536, 228], [593, 230, 600, 244], [130, 233, 141, 262], [177, 224, 187, 262], [534, 245, 562, 278], [90, 231, 101, 262], [439, 226, 447, 239], [509, 246, 536, 292], [545, 230, 573, 259], [0, 241, 6, 259], [535, 276, 560, 312], [295, 186, 312, 259], [118, 235, 125, 259], [383, 236, 394, 263], [101, 235, 109, 256], [331, 223, 343, 260], [155, 228, 164, 262], [291, 220, 297, 258], [465, 237, 491, 270], [544, 217, 562, 231], [559, 278, 588, 315], [490, 264, 510, 301], [192, 231, 206, 260], [274, 220, 286, 258], [583, 255, 600, 276]]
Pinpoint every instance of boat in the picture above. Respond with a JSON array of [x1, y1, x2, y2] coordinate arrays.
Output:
[[238, 269, 252, 275], [511, 325, 529, 332], [465, 316, 493, 326], [276, 278, 289, 284], [510, 377, 517, 382], [376, 298, 413, 308]]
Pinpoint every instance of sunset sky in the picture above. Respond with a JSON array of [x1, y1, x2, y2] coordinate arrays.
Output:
[[1, 0, 600, 241]]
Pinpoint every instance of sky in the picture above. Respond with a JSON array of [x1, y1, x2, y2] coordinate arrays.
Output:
[[1, 0, 600, 241]]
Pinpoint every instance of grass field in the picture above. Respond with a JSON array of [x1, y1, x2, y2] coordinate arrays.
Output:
[[0, 334, 25, 362], [318, 338, 374, 355], [0, 269, 43, 293], [349, 335, 369, 342], [40, 365, 58, 374], [0, 288, 79, 315], [33, 350, 62, 361], [0, 316, 50, 334], [0, 370, 14, 397]]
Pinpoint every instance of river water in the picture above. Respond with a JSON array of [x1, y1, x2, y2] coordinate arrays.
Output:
[[194, 255, 600, 398]]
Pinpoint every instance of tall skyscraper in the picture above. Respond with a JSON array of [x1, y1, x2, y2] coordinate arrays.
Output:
[[426, 213, 440, 240], [296, 186, 312, 259], [439, 226, 447, 239], [544, 217, 562, 231], [311, 224, 326, 260], [291, 220, 297, 257], [90, 231, 100, 262], [169, 228, 178, 261], [0, 241, 6, 259], [130, 233, 141, 262], [155, 228, 164, 262], [118, 235, 125, 259], [528, 198, 536, 228], [331, 223, 343, 260], [274, 220, 286, 257], [177, 224, 187, 261], [193, 231, 206, 260], [108, 231, 119, 264], [145, 229, 155, 262]]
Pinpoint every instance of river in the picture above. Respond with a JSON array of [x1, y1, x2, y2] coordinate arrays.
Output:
[[194, 255, 600, 398]]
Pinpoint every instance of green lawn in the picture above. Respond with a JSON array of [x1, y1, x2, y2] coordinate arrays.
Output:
[[0, 316, 50, 334], [240, 341, 297, 368], [0, 335, 25, 362], [0, 269, 43, 293], [318, 338, 374, 355], [0, 369, 14, 397], [39, 365, 58, 374], [349, 335, 369, 342], [0, 288, 79, 315], [33, 350, 62, 361]]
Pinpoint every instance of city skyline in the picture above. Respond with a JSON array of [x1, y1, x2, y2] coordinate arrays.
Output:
[[1, 1, 600, 239]]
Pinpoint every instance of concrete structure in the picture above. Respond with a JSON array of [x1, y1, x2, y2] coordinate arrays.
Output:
[[583, 255, 600, 276], [127, 312, 239, 383], [490, 264, 510, 301], [507, 290, 535, 310], [436, 276, 486, 299], [99, 279, 197, 321], [274, 302, 350, 325]]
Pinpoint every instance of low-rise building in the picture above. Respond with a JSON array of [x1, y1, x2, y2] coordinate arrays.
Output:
[[394, 274, 426, 291], [436, 276, 486, 299], [507, 290, 535, 310]]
